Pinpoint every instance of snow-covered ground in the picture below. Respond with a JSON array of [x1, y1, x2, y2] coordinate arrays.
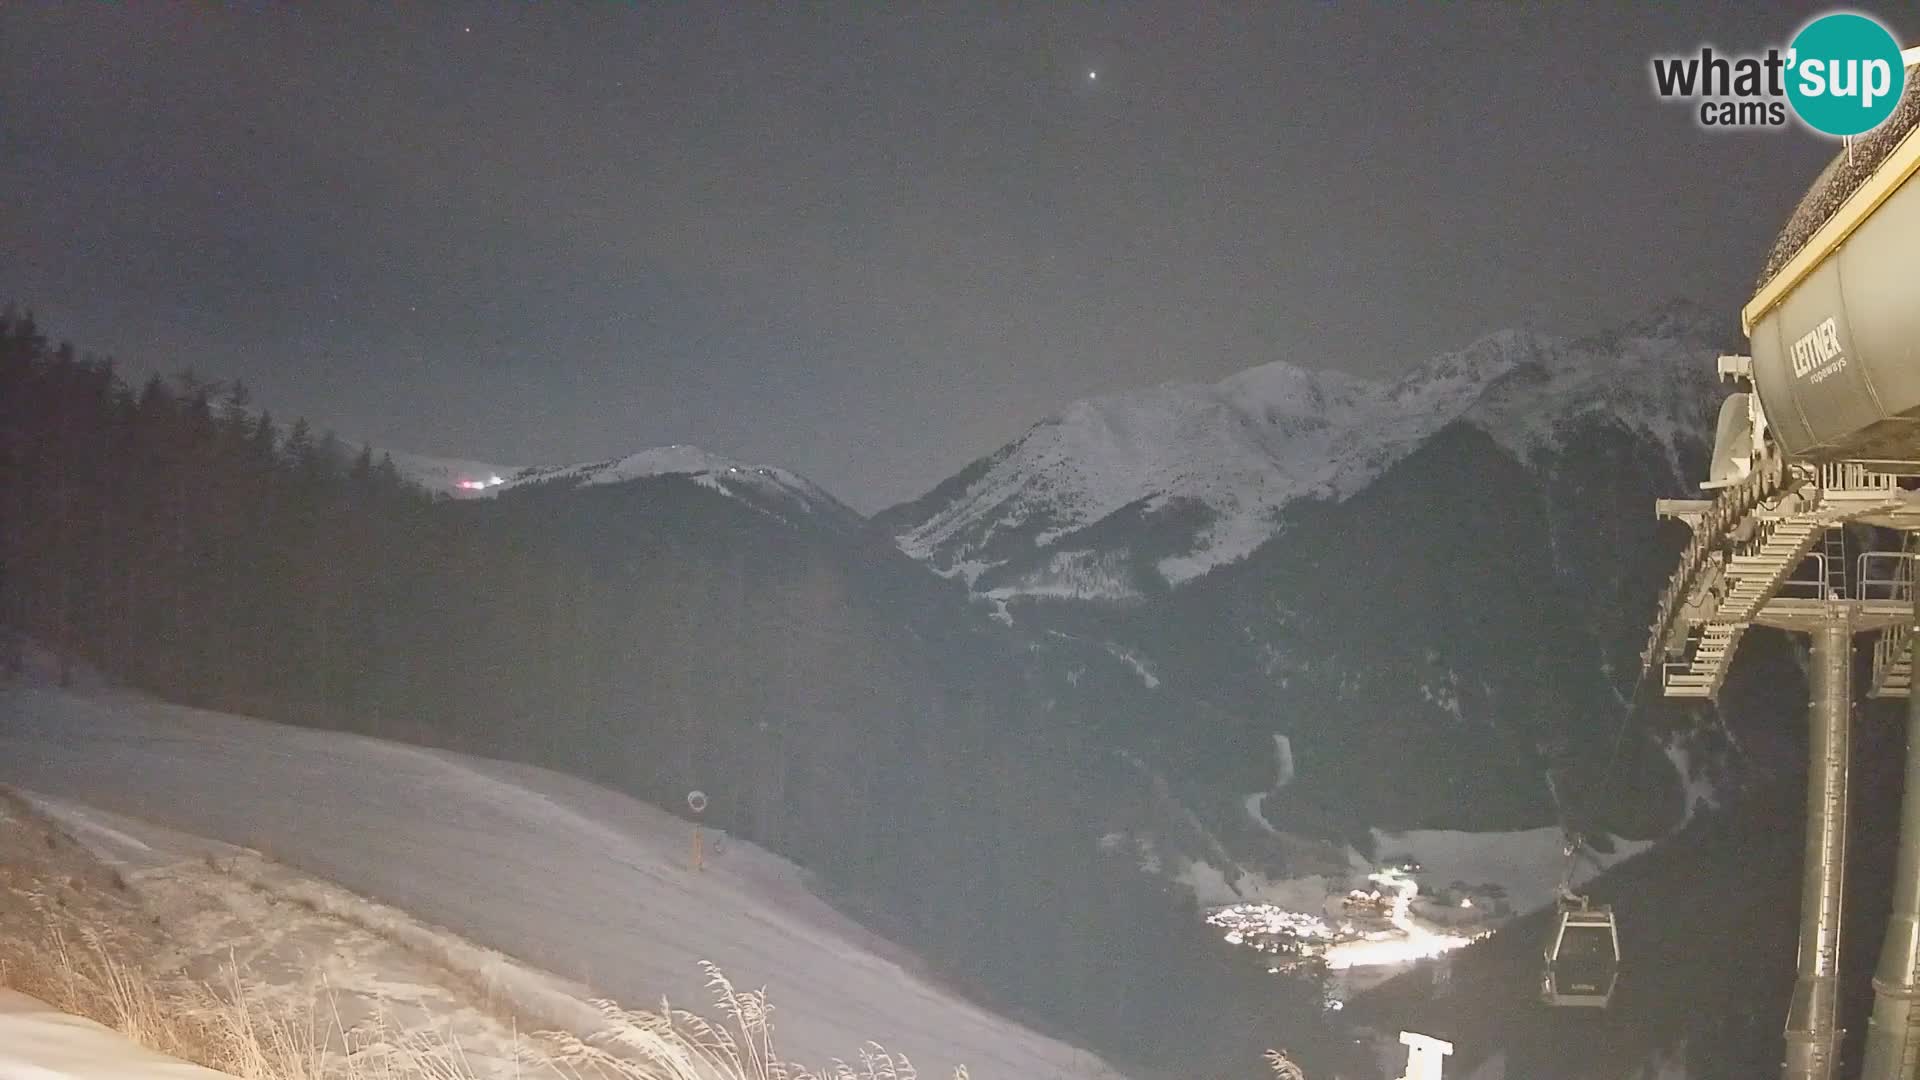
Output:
[[1369, 826, 1652, 916], [1193, 824, 1652, 1000], [1184, 825, 1647, 920], [0, 988, 234, 1080], [0, 682, 1123, 1079]]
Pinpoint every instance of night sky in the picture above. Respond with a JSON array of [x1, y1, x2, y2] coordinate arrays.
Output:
[[4, 3, 1912, 510]]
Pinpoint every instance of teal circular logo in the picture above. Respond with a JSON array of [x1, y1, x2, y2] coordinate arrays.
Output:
[[1786, 13, 1906, 136]]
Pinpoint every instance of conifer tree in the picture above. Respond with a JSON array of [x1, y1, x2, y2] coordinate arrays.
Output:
[[374, 452, 403, 492], [250, 411, 278, 461], [282, 418, 313, 473], [350, 442, 375, 484], [221, 381, 254, 447], [315, 429, 344, 483]]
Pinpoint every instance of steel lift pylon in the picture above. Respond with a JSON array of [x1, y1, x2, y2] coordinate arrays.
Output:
[[1643, 74, 1920, 1080]]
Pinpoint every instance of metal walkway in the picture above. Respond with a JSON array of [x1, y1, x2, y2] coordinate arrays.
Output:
[[1647, 463, 1912, 700]]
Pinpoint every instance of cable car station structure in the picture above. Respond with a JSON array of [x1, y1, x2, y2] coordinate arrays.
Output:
[[1639, 81, 1920, 1080]]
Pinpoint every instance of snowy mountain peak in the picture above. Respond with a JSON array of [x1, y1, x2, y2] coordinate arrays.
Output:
[[391, 445, 858, 530], [887, 315, 1724, 600], [502, 445, 815, 497]]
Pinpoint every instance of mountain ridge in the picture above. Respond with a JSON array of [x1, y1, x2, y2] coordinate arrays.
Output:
[[391, 444, 864, 534], [882, 303, 1729, 603]]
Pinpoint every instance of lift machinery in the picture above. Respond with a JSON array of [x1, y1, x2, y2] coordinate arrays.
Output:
[[1642, 67, 1920, 1080]]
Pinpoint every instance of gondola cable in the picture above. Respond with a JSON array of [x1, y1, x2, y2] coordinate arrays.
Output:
[[1540, 660, 1652, 1007]]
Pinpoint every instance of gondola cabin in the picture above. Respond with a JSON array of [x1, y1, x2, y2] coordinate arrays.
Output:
[[1542, 901, 1620, 1008]]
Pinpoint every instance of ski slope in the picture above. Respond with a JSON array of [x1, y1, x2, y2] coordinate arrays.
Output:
[[0, 683, 1123, 1079]]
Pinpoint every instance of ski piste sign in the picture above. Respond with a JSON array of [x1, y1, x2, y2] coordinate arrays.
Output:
[[1649, 11, 1914, 137]]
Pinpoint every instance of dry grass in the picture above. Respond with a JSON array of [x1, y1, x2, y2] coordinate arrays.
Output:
[[539, 961, 966, 1080], [1263, 1049, 1306, 1080], [3, 894, 259, 1072], [1, 897, 971, 1080]]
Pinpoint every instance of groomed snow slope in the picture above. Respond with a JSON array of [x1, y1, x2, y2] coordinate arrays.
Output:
[[0, 989, 234, 1080], [0, 685, 1122, 1079]]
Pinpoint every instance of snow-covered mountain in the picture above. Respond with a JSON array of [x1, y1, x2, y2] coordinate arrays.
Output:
[[866, 303, 1777, 906], [883, 308, 1727, 601], [392, 445, 861, 533]]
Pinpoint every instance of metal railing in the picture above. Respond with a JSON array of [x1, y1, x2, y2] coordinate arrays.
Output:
[[1858, 552, 1918, 603], [1820, 461, 1900, 494], [1779, 554, 1830, 599], [1874, 625, 1913, 695]]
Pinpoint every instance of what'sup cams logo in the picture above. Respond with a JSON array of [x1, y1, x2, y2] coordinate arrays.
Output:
[[1651, 11, 1912, 136]]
